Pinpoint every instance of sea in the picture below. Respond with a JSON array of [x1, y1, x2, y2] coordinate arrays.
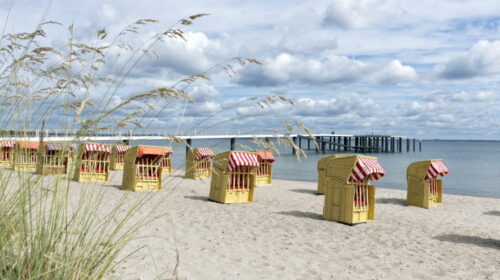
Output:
[[124, 139, 500, 199]]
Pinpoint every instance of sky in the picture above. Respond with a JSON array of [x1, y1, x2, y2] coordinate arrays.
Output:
[[1, 0, 500, 139]]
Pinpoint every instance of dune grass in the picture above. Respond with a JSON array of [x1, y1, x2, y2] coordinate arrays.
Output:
[[0, 10, 311, 279]]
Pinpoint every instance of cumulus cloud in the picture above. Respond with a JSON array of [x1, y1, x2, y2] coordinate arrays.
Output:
[[451, 90, 498, 102], [374, 60, 417, 84], [99, 4, 118, 22], [439, 40, 500, 79], [237, 54, 416, 87], [322, 0, 369, 29], [189, 84, 221, 103]]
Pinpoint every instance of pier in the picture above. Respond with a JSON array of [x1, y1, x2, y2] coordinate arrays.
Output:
[[0, 129, 422, 154]]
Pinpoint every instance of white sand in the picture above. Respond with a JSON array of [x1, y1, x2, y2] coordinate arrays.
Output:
[[41, 170, 500, 279]]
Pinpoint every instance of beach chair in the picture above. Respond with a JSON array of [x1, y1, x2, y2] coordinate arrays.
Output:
[[36, 142, 71, 175], [0, 140, 15, 167], [73, 143, 111, 182], [406, 159, 449, 208], [12, 141, 40, 172], [161, 147, 173, 174], [322, 155, 384, 224], [255, 150, 275, 186], [185, 147, 215, 179], [317, 154, 350, 194], [209, 151, 260, 203], [121, 145, 164, 191], [110, 144, 132, 170]]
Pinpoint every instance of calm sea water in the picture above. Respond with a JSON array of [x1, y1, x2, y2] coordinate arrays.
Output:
[[123, 139, 500, 198]]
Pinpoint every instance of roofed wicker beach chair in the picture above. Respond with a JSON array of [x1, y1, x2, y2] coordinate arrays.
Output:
[[322, 154, 384, 224], [161, 146, 173, 174], [185, 147, 215, 179], [406, 159, 449, 208], [110, 144, 132, 170], [12, 141, 40, 172], [255, 150, 275, 186], [122, 145, 164, 191], [73, 143, 112, 182], [36, 142, 71, 175], [0, 140, 15, 167], [209, 151, 260, 203]]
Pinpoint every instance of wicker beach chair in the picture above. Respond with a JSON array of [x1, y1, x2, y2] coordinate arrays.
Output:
[[209, 151, 260, 203], [110, 144, 132, 170], [73, 143, 112, 182], [121, 145, 164, 191], [322, 154, 384, 224], [0, 140, 15, 167], [12, 141, 40, 172], [161, 147, 173, 174], [36, 142, 71, 175], [185, 147, 215, 179], [255, 150, 275, 186], [406, 159, 449, 208]]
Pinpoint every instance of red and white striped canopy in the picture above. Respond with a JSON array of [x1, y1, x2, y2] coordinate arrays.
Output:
[[164, 147, 173, 155], [227, 152, 260, 171], [0, 140, 15, 148], [18, 141, 40, 150], [84, 144, 111, 153], [350, 156, 385, 182], [196, 148, 215, 160], [424, 160, 449, 180], [115, 145, 131, 153]]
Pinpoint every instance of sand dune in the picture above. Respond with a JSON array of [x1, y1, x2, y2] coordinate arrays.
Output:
[[59, 170, 500, 279]]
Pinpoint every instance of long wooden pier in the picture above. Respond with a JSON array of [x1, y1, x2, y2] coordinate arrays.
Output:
[[0, 129, 422, 154]]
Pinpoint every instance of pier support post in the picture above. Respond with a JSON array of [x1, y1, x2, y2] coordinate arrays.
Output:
[[419, 139, 422, 151], [230, 138, 235, 151], [186, 138, 192, 155], [413, 139, 416, 152], [307, 138, 310, 150], [292, 137, 297, 155], [315, 136, 320, 153], [406, 138, 410, 152], [398, 137, 402, 152]]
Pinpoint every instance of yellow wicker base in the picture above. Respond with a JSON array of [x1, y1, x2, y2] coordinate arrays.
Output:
[[185, 169, 211, 179], [110, 163, 124, 170], [13, 164, 37, 172], [323, 181, 375, 224], [209, 189, 253, 204], [122, 180, 161, 191], [74, 172, 108, 182], [36, 166, 68, 175], [162, 167, 172, 174], [255, 175, 272, 186]]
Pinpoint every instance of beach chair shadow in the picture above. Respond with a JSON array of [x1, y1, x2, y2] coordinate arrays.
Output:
[[277, 210, 323, 220], [376, 198, 406, 206], [434, 234, 500, 250], [184, 195, 209, 201], [484, 210, 500, 216], [290, 189, 319, 195]]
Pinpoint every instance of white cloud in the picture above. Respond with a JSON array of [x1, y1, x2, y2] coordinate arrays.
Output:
[[439, 40, 500, 79], [99, 4, 118, 22], [374, 60, 418, 85], [322, 0, 370, 29]]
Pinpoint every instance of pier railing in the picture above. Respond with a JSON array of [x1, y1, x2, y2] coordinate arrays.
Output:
[[0, 128, 291, 138]]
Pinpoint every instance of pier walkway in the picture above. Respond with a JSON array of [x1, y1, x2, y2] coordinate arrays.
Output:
[[0, 129, 422, 154]]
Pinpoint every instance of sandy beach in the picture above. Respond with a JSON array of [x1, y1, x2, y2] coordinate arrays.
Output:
[[39, 169, 500, 280]]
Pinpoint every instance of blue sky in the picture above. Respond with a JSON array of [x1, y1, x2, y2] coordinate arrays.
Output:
[[1, 0, 500, 139]]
